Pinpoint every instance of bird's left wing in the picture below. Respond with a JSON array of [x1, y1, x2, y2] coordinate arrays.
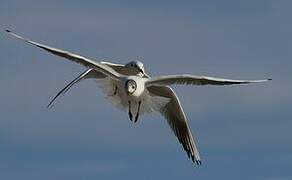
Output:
[[147, 85, 202, 165], [47, 68, 100, 107], [6, 30, 121, 80], [146, 74, 271, 87]]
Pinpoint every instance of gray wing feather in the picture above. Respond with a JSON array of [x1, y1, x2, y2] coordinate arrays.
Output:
[[47, 68, 100, 107], [146, 74, 271, 87], [6, 30, 120, 80], [147, 86, 201, 165]]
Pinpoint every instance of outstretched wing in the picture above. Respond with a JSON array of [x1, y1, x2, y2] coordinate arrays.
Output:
[[6, 30, 120, 80], [146, 74, 271, 87], [147, 86, 201, 165], [47, 68, 100, 107]]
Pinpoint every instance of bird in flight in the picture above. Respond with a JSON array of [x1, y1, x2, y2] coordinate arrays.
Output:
[[6, 30, 271, 166]]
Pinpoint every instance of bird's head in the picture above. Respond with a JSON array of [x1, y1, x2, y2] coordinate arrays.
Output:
[[125, 79, 137, 94], [125, 60, 145, 76]]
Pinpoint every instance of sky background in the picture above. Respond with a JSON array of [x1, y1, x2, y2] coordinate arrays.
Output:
[[0, 0, 291, 179]]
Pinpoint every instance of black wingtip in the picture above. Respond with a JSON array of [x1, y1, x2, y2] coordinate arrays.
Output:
[[5, 29, 11, 33], [190, 155, 202, 166], [196, 160, 202, 165], [47, 103, 52, 109], [268, 78, 272, 81]]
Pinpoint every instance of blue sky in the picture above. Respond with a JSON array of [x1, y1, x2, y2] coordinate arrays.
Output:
[[0, 0, 291, 179]]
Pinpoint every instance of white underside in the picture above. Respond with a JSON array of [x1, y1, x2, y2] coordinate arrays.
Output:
[[95, 78, 170, 116]]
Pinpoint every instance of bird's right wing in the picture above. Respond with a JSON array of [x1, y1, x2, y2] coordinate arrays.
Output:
[[147, 85, 201, 165], [6, 30, 121, 80]]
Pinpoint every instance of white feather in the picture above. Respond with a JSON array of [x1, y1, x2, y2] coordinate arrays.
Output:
[[95, 78, 170, 115]]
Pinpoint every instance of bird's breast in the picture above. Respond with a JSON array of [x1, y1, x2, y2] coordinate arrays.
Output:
[[132, 82, 145, 98]]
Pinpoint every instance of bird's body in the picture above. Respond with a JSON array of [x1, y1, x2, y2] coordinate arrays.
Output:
[[104, 76, 146, 111], [6, 30, 271, 165], [98, 75, 171, 121]]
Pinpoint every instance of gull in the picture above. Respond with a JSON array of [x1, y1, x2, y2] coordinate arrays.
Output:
[[6, 30, 271, 165]]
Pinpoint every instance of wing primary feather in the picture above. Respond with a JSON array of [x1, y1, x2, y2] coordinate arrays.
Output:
[[6, 30, 121, 80], [147, 86, 202, 165], [47, 69, 93, 108], [146, 74, 271, 87]]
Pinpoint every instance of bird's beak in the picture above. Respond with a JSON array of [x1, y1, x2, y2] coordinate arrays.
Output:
[[139, 68, 144, 74]]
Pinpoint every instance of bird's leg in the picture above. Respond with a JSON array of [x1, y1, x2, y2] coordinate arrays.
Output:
[[134, 101, 142, 123], [109, 86, 118, 96], [128, 101, 133, 121]]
